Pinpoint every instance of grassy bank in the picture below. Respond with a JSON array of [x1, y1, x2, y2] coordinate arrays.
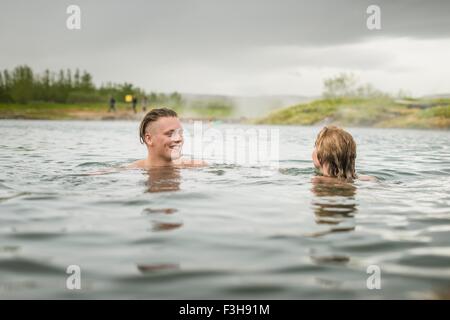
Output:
[[2, 98, 450, 129], [0, 102, 114, 120], [255, 97, 450, 129], [0, 102, 235, 121]]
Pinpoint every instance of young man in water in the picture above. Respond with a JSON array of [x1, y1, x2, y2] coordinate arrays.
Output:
[[128, 108, 206, 168], [312, 126, 374, 181]]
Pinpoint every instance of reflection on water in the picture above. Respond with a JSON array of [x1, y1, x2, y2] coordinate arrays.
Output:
[[0, 120, 450, 299], [150, 220, 183, 232], [143, 167, 183, 231], [145, 167, 181, 193], [310, 254, 351, 265], [142, 208, 178, 214], [307, 177, 356, 265], [137, 263, 180, 273], [308, 176, 357, 237]]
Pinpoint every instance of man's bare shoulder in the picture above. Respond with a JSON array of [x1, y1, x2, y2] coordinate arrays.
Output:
[[126, 158, 206, 169], [174, 158, 208, 168], [126, 159, 147, 169]]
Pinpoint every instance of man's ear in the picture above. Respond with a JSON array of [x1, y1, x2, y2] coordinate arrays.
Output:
[[145, 133, 153, 146]]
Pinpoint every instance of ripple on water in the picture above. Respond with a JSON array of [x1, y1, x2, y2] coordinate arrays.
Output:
[[0, 257, 62, 275], [6, 230, 67, 240], [22, 194, 60, 201], [1, 121, 450, 298], [114, 269, 231, 285], [142, 208, 178, 215], [76, 161, 111, 167], [279, 167, 314, 176], [142, 207, 184, 232], [397, 252, 450, 268], [0, 192, 31, 203]]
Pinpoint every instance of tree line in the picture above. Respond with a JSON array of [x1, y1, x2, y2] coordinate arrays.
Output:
[[0, 65, 183, 107], [322, 73, 388, 99]]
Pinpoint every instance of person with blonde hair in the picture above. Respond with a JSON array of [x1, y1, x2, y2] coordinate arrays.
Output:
[[312, 126, 358, 180]]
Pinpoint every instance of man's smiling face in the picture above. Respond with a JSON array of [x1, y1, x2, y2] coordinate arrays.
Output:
[[145, 116, 184, 161]]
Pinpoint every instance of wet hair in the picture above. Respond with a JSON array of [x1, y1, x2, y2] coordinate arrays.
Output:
[[139, 108, 178, 144], [315, 126, 357, 180]]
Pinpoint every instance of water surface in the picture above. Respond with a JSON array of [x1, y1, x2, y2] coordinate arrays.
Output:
[[0, 120, 449, 299]]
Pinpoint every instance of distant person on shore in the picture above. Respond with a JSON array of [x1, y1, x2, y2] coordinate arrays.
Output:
[[142, 96, 148, 112], [312, 126, 375, 182], [128, 108, 206, 169], [132, 97, 138, 114], [108, 96, 116, 112]]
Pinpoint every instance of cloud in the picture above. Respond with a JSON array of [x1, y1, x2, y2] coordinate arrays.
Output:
[[0, 0, 449, 96], [2, 0, 450, 52]]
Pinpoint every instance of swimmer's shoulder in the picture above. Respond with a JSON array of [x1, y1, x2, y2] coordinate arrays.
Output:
[[358, 174, 378, 182], [175, 158, 208, 168], [312, 174, 377, 184], [126, 158, 206, 169], [126, 159, 147, 169], [311, 175, 338, 184]]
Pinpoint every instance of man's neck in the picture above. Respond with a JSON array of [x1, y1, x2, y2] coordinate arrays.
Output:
[[147, 153, 173, 167]]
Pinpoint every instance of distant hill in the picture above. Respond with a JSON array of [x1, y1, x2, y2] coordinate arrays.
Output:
[[255, 97, 450, 129], [421, 93, 450, 99], [181, 93, 314, 118]]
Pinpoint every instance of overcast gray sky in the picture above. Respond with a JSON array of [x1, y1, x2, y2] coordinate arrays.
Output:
[[1, 0, 449, 96]]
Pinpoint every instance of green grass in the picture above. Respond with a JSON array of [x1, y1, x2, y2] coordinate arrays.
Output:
[[0, 101, 235, 120], [0, 102, 125, 119], [2, 99, 449, 129], [187, 99, 235, 119], [256, 97, 450, 129], [256, 98, 340, 125], [420, 105, 450, 118]]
